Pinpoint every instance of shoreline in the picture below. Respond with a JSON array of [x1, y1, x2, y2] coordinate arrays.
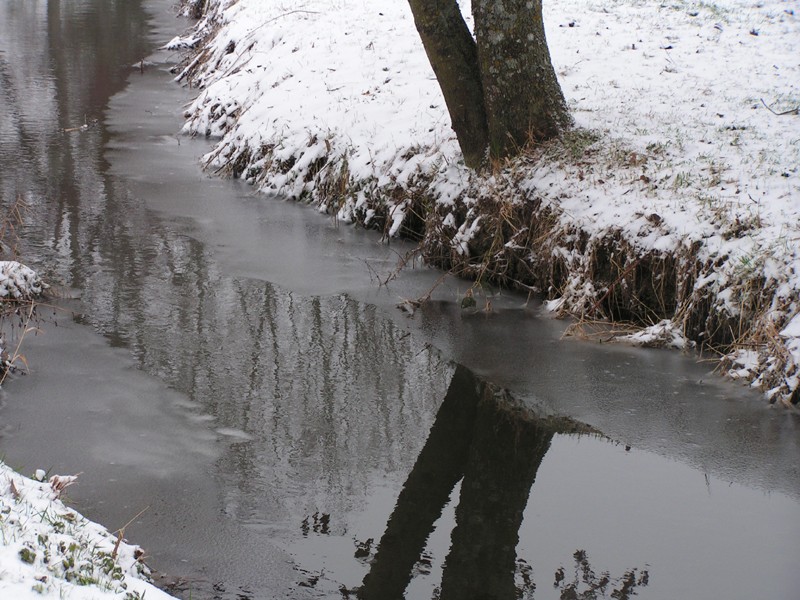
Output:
[[171, 0, 799, 405], [0, 461, 175, 599]]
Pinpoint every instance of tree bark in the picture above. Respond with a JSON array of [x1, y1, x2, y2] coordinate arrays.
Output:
[[407, 0, 489, 169], [473, 0, 572, 159]]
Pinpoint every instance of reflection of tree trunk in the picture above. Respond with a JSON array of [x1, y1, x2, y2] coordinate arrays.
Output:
[[358, 365, 481, 600], [439, 389, 555, 600], [47, 0, 84, 287]]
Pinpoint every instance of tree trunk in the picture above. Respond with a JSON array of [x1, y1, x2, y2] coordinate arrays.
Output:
[[473, 0, 571, 159], [407, 0, 489, 169]]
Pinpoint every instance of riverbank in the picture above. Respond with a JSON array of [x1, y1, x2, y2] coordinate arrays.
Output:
[[0, 461, 175, 599], [170, 0, 799, 405]]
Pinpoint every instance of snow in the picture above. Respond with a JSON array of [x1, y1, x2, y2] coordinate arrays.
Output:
[[0, 261, 47, 299], [781, 313, 800, 339], [174, 0, 799, 404], [0, 461, 176, 600], [618, 319, 690, 349]]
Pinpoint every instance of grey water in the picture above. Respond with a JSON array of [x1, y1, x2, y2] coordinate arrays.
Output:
[[0, 1, 798, 599]]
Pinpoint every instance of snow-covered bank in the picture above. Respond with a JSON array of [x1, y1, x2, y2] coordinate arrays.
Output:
[[0, 461, 175, 599], [172, 0, 799, 405]]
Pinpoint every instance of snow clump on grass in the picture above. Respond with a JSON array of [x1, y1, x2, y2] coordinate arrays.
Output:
[[0, 261, 46, 300]]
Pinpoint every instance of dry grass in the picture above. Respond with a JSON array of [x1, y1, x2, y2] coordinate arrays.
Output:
[[0, 194, 48, 383]]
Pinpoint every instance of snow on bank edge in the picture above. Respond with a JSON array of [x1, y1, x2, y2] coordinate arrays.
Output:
[[172, 0, 800, 405], [0, 261, 49, 379], [0, 462, 176, 599]]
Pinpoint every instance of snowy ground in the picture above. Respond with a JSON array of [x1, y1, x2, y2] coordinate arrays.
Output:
[[170, 0, 799, 404], [0, 461, 175, 600]]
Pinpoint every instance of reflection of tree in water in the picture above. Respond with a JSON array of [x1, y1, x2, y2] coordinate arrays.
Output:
[[356, 365, 649, 600]]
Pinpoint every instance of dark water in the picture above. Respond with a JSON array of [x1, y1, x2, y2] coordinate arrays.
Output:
[[0, 1, 798, 599]]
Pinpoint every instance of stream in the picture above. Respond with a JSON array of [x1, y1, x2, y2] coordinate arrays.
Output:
[[1, 1, 799, 599]]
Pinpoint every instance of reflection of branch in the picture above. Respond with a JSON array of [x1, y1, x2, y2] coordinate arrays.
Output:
[[0, 301, 40, 386], [0, 193, 28, 258], [554, 549, 650, 600]]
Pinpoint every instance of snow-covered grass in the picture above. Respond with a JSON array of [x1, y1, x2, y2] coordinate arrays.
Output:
[[0, 261, 46, 301], [172, 0, 799, 405], [0, 461, 175, 599]]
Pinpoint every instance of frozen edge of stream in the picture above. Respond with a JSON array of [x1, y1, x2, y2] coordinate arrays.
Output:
[[171, 0, 800, 406]]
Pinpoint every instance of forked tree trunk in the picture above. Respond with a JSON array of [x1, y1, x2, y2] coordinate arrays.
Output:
[[407, 0, 489, 169], [473, 0, 571, 158], [407, 0, 571, 168]]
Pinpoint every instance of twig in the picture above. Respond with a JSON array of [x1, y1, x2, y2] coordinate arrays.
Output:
[[9, 478, 20, 500], [382, 247, 421, 287], [760, 98, 799, 116], [242, 10, 322, 42], [111, 505, 150, 561], [174, 51, 206, 83], [361, 258, 382, 285]]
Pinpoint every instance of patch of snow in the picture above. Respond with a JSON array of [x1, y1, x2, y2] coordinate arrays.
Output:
[[545, 297, 566, 312], [388, 202, 407, 238], [0, 261, 46, 299], [163, 34, 200, 50], [0, 461, 176, 599], [619, 319, 690, 350], [727, 348, 761, 380], [780, 313, 800, 339]]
